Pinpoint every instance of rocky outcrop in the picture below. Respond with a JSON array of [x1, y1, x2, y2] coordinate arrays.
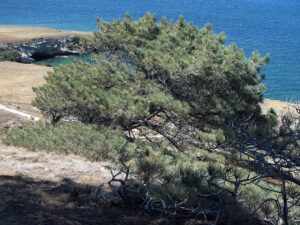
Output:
[[4, 36, 80, 63]]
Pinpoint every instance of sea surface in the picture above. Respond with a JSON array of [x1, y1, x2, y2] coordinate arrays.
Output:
[[36, 55, 91, 67], [0, 0, 299, 101]]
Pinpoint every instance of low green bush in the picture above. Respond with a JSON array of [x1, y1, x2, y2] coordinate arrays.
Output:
[[0, 50, 21, 62], [1, 121, 128, 162]]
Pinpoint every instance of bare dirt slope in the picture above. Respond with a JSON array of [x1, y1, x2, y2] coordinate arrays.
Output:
[[0, 26, 89, 46], [0, 110, 27, 130]]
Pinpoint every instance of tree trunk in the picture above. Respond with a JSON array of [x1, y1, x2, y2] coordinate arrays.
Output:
[[281, 176, 289, 225]]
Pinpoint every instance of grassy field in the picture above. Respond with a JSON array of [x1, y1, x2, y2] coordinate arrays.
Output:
[[0, 61, 51, 120], [0, 26, 90, 46], [0, 61, 51, 104]]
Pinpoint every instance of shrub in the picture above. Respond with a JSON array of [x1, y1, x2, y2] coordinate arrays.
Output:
[[2, 121, 128, 162], [0, 50, 21, 62]]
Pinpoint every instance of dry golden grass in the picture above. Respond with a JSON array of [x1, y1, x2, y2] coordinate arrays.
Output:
[[0, 61, 51, 104], [260, 98, 296, 116], [0, 25, 90, 46]]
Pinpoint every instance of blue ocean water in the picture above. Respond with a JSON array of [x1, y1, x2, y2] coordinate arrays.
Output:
[[36, 55, 91, 67], [0, 0, 299, 101]]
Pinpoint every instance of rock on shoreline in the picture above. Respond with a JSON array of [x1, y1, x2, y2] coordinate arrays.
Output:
[[0, 26, 89, 63], [5, 36, 80, 63]]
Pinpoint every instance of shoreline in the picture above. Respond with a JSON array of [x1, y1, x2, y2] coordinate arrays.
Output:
[[0, 26, 91, 63]]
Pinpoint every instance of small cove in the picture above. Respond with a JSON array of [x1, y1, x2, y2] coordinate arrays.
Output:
[[35, 55, 91, 67]]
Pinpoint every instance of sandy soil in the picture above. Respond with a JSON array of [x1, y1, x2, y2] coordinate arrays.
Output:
[[0, 26, 90, 46], [261, 99, 288, 113]]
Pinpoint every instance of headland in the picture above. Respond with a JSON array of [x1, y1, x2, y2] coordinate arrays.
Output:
[[0, 26, 89, 46], [0, 26, 90, 63]]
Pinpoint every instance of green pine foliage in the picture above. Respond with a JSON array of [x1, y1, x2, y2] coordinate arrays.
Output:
[[33, 13, 271, 136]]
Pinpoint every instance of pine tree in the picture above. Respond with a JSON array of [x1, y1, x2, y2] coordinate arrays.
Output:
[[25, 13, 300, 224], [33, 13, 271, 150]]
